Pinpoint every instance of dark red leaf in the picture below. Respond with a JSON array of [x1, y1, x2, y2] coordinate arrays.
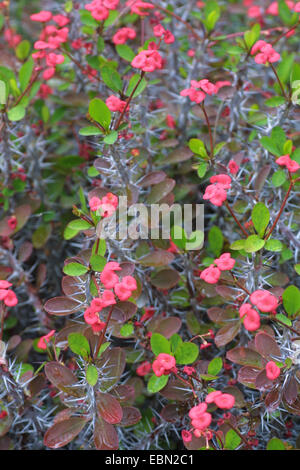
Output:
[[44, 296, 83, 316], [93, 418, 119, 450], [254, 331, 281, 361], [119, 407, 141, 426], [96, 393, 123, 424], [214, 321, 240, 348], [44, 417, 87, 449], [226, 347, 263, 369]]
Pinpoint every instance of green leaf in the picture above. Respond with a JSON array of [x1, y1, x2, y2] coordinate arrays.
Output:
[[32, 224, 51, 249], [116, 44, 135, 62], [147, 374, 169, 393], [68, 332, 90, 357], [175, 342, 199, 365], [100, 65, 122, 92], [282, 285, 300, 316], [264, 239, 283, 252], [120, 323, 134, 337], [64, 226, 80, 240], [295, 264, 300, 275], [79, 126, 103, 136], [89, 98, 111, 130], [16, 40, 31, 60], [251, 202, 270, 237], [225, 429, 241, 450], [265, 96, 286, 107], [150, 333, 171, 356], [103, 130, 118, 144], [244, 23, 261, 49], [86, 364, 98, 386], [90, 254, 106, 272], [170, 225, 187, 250], [63, 262, 89, 276], [260, 126, 286, 156], [278, 0, 298, 25], [244, 235, 265, 253], [7, 105, 25, 121], [197, 162, 208, 178], [0, 80, 6, 105], [267, 437, 285, 450], [170, 334, 183, 354], [19, 57, 34, 92], [68, 219, 93, 230], [188, 138, 208, 159], [208, 225, 223, 256], [126, 74, 147, 98], [230, 239, 246, 250], [207, 357, 222, 375], [276, 313, 292, 327], [272, 170, 287, 187]]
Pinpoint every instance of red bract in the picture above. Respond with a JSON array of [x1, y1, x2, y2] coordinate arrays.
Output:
[[250, 290, 278, 312], [266, 361, 281, 380]]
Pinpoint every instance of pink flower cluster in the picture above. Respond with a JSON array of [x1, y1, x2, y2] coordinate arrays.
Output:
[[126, 0, 154, 16], [266, 361, 281, 380], [0, 281, 18, 307], [180, 79, 231, 103], [267, 1, 300, 15], [203, 174, 232, 207], [276, 154, 300, 173], [112, 27, 136, 45], [89, 192, 118, 217], [85, 0, 119, 22], [153, 24, 175, 44], [186, 392, 235, 439], [131, 45, 163, 73], [106, 95, 128, 113], [84, 262, 137, 332], [152, 353, 176, 377], [4, 28, 22, 48], [38, 329, 56, 350], [251, 41, 280, 65], [200, 252, 235, 285], [31, 11, 69, 80]]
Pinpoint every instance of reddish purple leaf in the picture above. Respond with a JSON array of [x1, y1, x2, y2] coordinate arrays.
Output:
[[254, 332, 281, 361], [44, 296, 83, 316], [44, 417, 87, 449], [93, 418, 119, 450], [96, 393, 123, 424], [226, 347, 263, 369], [214, 321, 240, 348], [119, 407, 141, 426]]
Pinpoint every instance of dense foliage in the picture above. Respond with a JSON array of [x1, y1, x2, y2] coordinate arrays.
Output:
[[0, 0, 299, 451]]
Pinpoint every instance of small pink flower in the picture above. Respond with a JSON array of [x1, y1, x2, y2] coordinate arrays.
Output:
[[0, 281, 12, 289], [241, 306, 261, 331], [250, 290, 278, 312], [266, 361, 280, 380], [248, 5, 262, 17], [136, 361, 152, 376], [200, 265, 221, 284], [112, 27, 136, 44], [228, 160, 239, 175], [164, 30, 175, 44], [251, 41, 280, 64], [191, 412, 212, 431], [101, 290, 116, 307], [53, 15, 70, 27], [153, 24, 165, 37], [37, 330, 56, 350], [120, 276, 137, 291], [203, 183, 228, 207], [126, 0, 154, 16], [7, 216, 17, 230], [276, 154, 300, 173], [189, 403, 207, 419], [131, 49, 163, 73], [205, 390, 222, 404], [100, 270, 119, 290], [89, 196, 102, 212], [214, 393, 235, 409], [114, 282, 132, 301], [183, 366, 195, 376], [210, 174, 232, 189], [214, 253, 235, 271], [152, 353, 176, 377], [43, 67, 55, 80], [106, 95, 127, 112], [181, 430, 192, 443], [30, 11, 52, 22], [46, 53, 65, 66]]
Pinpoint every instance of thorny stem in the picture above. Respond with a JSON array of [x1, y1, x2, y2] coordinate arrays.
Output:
[[264, 176, 294, 240], [269, 63, 288, 99], [151, 2, 203, 42], [271, 19, 300, 46], [200, 102, 214, 159], [61, 47, 101, 83], [94, 305, 114, 360], [230, 272, 251, 296], [0, 303, 6, 341], [13, 71, 40, 108], [224, 200, 249, 237], [271, 316, 300, 335], [114, 72, 145, 130]]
